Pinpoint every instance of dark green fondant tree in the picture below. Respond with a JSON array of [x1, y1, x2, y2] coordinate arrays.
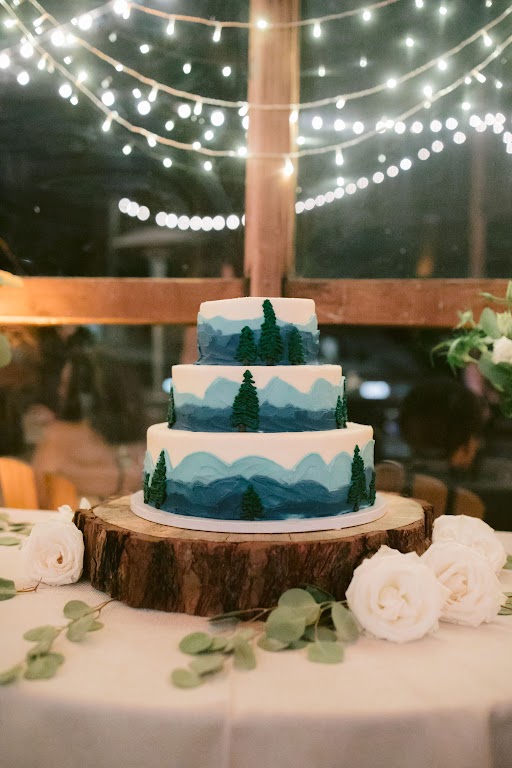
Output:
[[143, 472, 151, 504], [347, 445, 367, 512], [235, 326, 258, 365], [167, 388, 176, 428], [287, 327, 305, 365], [231, 370, 260, 432], [241, 485, 264, 520], [335, 391, 348, 429], [258, 299, 284, 365], [368, 470, 377, 505], [149, 451, 167, 509]]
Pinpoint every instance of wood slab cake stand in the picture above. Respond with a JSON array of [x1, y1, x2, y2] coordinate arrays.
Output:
[[75, 493, 436, 617]]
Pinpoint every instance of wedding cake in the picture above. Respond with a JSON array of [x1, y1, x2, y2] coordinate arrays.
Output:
[[141, 297, 376, 523]]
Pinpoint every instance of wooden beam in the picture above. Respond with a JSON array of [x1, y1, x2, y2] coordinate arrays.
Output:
[[244, 0, 300, 297], [286, 279, 510, 328], [0, 278, 244, 325]]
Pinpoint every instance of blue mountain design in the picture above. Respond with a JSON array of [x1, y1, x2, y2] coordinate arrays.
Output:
[[197, 323, 319, 365], [198, 312, 318, 335], [175, 404, 336, 432]]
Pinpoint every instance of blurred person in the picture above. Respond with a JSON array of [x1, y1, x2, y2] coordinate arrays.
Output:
[[379, 376, 512, 522], [32, 351, 146, 506]]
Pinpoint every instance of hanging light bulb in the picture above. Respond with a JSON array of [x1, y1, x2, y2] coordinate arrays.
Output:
[[257, 19, 268, 29], [122, 144, 132, 155], [313, 22, 321, 38], [318, 65, 325, 77], [148, 86, 158, 103], [0, 53, 11, 69], [335, 149, 344, 166], [362, 9, 372, 22], [283, 158, 294, 176], [204, 161, 213, 171], [213, 24, 221, 42], [166, 19, 175, 35], [194, 101, 203, 115], [102, 115, 112, 132]]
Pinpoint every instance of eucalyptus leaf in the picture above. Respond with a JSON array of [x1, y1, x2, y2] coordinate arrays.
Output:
[[209, 636, 228, 652], [266, 606, 306, 644], [23, 625, 58, 642], [0, 513, 10, 522], [63, 600, 92, 619], [257, 636, 289, 652], [300, 584, 335, 604], [88, 620, 104, 632], [0, 577, 16, 601], [478, 353, 510, 393], [66, 615, 96, 642], [189, 654, 224, 676], [0, 335, 12, 368], [171, 668, 202, 688], [331, 603, 360, 643], [0, 664, 23, 686], [288, 639, 308, 650], [303, 626, 337, 643], [307, 641, 344, 664], [504, 555, 512, 570], [27, 636, 57, 659], [278, 589, 320, 625], [233, 628, 255, 643], [233, 640, 257, 670], [0, 537, 20, 547], [498, 607, 512, 616], [179, 632, 213, 655], [24, 652, 64, 680], [479, 307, 500, 339]]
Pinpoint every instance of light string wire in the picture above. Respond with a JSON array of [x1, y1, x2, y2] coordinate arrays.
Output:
[[119, 119, 512, 228], [24, 0, 512, 112], [127, 0, 401, 30], [7, 0, 512, 162]]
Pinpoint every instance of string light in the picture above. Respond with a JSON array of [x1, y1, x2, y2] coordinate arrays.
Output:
[[122, 144, 132, 155], [166, 19, 175, 35], [213, 24, 221, 43], [312, 22, 322, 38], [137, 100, 150, 115], [16, 70, 29, 84]]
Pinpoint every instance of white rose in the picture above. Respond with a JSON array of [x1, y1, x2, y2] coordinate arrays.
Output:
[[492, 335, 512, 365], [346, 546, 449, 643], [432, 515, 507, 573], [79, 497, 92, 510], [52, 504, 75, 523], [21, 520, 84, 586], [496, 311, 512, 338], [422, 541, 504, 627]]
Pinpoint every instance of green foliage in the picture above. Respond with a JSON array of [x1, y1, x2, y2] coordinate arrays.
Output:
[[0, 597, 110, 686], [335, 392, 348, 429], [499, 593, 512, 615], [167, 388, 176, 428], [235, 326, 258, 365], [287, 327, 305, 365], [258, 299, 284, 365], [368, 471, 377, 505], [347, 445, 368, 512], [149, 451, 167, 509], [241, 485, 264, 520], [0, 576, 16, 601], [231, 370, 260, 432], [504, 555, 512, 570], [0, 537, 21, 547], [143, 472, 151, 504], [172, 586, 362, 689]]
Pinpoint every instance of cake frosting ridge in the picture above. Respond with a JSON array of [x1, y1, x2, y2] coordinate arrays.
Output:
[[142, 297, 376, 522]]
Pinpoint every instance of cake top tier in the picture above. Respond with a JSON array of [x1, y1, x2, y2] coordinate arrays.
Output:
[[196, 297, 319, 366], [199, 297, 316, 326]]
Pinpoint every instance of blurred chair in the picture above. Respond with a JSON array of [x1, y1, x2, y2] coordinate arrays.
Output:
[[43, 473, 79, 511], [375, 461, 485, 519], [0, 457, 39, 509]]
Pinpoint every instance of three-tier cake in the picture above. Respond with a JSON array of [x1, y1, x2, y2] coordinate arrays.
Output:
[[138, 297, 377, 526]]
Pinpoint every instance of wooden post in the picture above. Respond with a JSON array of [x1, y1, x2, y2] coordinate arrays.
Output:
[[244, 0, 300, 297]]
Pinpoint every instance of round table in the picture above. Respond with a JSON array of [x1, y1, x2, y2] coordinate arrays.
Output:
[[1, 500, 511, 768]]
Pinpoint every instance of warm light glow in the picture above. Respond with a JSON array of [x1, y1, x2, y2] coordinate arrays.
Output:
[[163, 157, 173, 168], [222, 66, 232, 77], [335, 149, 344, 166], [0, 54, 10, 69], [283, 158, 294, 176], [405, 37, 414, 47], [122, 144, 132, 155], [102, 91, 115, 107], [139, 44, 150, 54], [59, 83, 72, 99], [257, 19, 268, 29], [211, 110, 224, 126], [462, 101, 471, 111], [204, 130, 214, 141], [20, 42, 34, 58], [453, 132, 466, 144], [178, 103, 192, 118], [483, 34, 492, 47], [137, 100, 151, 115], [165, 120, 175, 131], [213, 24, 221, 43], [192, 141, 201, 149], [334, 119, 345, 131], [318, 65, 325, 77], [439, 5, 447, 16], [166, 20, 175, 35], [17, 71, 29, 85], [437, 59, 447, 71], [400, 158, 412, 170], [411, 121, 423, 133], [359, 56, 367, 68], [313, 22, 321, 38], [183, 62, 192, 74], [204, 161, 213, 171], [387, 78, 397, 89], [77, 70, 88, 82], [78, 14, 92, 31], [312, 115, 323, 130], [362, 10, 372, 22], [353, 121, 364, 134]]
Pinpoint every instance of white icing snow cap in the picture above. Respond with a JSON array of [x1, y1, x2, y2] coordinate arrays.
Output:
[[199, 297, 316, 324]]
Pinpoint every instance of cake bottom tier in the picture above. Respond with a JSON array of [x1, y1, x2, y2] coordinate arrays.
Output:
[[144, 423, 375, 521]]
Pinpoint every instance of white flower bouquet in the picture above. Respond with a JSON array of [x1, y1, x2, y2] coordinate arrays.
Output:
[[434, 281, 512, 417]]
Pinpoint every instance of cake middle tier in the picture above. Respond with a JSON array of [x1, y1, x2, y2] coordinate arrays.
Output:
[[171, 364, 343, 432]]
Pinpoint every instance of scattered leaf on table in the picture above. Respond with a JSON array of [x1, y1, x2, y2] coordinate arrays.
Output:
[[233, 640, 256, 671], [63, 600, 92, 619], [171, 668, 202, 689], [307, 641, 344, 664], [0, 577, 16, 601], [0, 537, 20, 547], [331, 603, 360, 643], [23, 625, 58, 642], [265, 606, 306, 644], [66, 615, 97, 642], [278, 588, 320, 625], [179, 632, 213, 655], [24, 652, 64, 680], [189, 654, 224, 676], [257, 636, 289, 652], [0, 665, 23, 686]]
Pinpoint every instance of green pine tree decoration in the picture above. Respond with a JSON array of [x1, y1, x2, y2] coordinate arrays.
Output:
[[235, 326, 258, 365], [287, 327, 305, 365], [335, 391, 348, 429], [143, 472, 151, 503], [347, 445, 368, 512], [258, 299, 284, 365], [368, 470, 377, 505], [149, 451, 167, 509], [231, 370, 260, 432], [241, 485, 264, 520], [167, 388, 176, 428]]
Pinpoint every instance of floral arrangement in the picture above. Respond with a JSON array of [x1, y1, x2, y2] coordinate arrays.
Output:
[[433, 281, 512, 417], [0, 505, 511, 688]]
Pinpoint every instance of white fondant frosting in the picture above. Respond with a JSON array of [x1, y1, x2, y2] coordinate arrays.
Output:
[[147, 422, 373, 469], [199, 297, 316, 325], [172, 364, 342, 399]]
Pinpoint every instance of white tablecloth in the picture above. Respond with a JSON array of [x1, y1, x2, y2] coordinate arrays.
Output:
[[1, 508, 511, 768]]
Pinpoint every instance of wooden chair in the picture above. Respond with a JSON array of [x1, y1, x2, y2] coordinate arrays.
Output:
[[375, 461, 485, 519], [43, 473, 79, 511], [0, 457, 39, 509]]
